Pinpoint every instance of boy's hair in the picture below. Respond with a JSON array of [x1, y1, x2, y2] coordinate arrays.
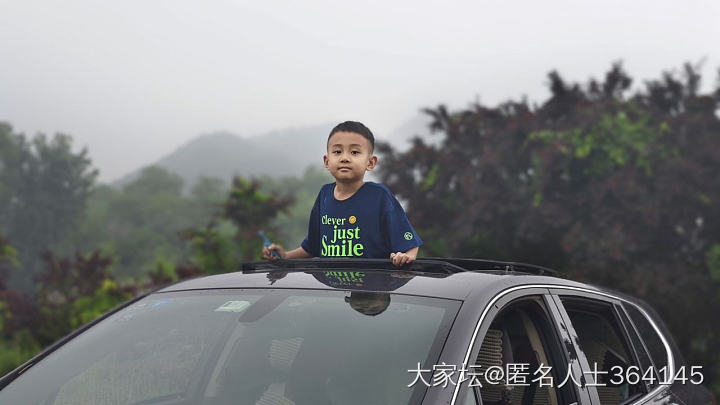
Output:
[[345, 292, 390, 316], [327, 121, 375, 152]]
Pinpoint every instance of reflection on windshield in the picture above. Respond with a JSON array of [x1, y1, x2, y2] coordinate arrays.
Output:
[[345, 292, 390, 316], [311, 270, 415, 291], [0, 289, 458, 405]]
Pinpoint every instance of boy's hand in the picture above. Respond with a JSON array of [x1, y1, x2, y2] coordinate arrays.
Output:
[[390, 250, 416, 267], [263, 244, 286, 260]]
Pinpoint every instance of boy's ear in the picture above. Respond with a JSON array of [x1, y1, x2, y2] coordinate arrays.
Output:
[[323, 154, 330, 169], [366, 155, 378, 171]]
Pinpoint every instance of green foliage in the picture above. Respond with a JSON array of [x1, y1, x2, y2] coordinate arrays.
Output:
[[0, 330, 40, 376], [707, 244, 720, 281], [181, 221, 238, 274], [70, 279, 131, 328], [1, 236, 134, 374], [172, 173, 299, 273], [0, 237, 17, 267], [0, 236, 17, 293], [34, 251, 127, 343], [421, 164, 439, 191], [147, 257, 179, 286], [530, 111, 673, 175], [0, 301, 5, 333], [0, 237, 28, 339], [0, 236, 17, 334], [0, 247, 140, 375]]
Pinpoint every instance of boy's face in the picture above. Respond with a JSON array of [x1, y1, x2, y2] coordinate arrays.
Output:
[[324, 131, 377, 183]]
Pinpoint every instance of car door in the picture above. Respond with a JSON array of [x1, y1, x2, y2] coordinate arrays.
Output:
[[546, 288, 711, 405], [449, 287, 592, 405]]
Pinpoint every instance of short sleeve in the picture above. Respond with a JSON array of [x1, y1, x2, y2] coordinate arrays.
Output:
[[300, 191, 321, 256], [382, 194, 422, 253]]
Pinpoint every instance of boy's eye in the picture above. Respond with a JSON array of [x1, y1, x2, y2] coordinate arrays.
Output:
[[351, 151, 360, 155], [332, 150, 341, 154]]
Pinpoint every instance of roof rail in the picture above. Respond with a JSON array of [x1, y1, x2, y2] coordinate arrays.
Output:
[[242, 257, 559, 277], [241, 258, 464, 275], [421, 257, 559, 276]]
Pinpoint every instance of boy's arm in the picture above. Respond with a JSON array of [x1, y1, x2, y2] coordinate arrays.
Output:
[[284, 246, 312, 259], [390, 246, 419, 267], [263, 244, 312, 260]]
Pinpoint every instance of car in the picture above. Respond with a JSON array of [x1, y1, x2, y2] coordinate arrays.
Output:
[[0, 258, 714, 405]]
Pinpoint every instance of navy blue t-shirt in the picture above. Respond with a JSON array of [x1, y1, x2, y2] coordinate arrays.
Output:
[[301, 182, 422, 258]]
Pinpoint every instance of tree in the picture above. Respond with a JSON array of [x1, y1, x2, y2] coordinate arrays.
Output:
[[222, 177, 293, 262], [376, 63, 720, 394], [123, 165, 184, 196], [0, 124, 98, 292], [34, 250, 134, 343], [175, 176, 294, 275], [179, 219, 239, 275]]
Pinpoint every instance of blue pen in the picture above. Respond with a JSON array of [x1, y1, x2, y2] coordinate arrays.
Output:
[[258, 230, 281, 259]]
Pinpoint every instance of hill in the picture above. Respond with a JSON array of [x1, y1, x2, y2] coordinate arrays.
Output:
[[113, 123, 331, 189]]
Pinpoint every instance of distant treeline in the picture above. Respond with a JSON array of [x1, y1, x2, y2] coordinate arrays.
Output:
[[2, 62, 720, 396]]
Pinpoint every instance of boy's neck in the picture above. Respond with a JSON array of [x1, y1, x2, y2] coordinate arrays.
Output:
[[333, 179, 365, 200]]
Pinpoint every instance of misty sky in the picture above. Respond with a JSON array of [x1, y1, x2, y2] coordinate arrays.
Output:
[[1, 0, 718, 181]]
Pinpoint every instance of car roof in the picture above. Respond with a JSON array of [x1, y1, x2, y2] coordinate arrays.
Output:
[[158, 258, 599, 301]]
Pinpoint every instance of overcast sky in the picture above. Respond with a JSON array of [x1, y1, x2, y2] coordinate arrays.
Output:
[[1, 0, 718, 181]]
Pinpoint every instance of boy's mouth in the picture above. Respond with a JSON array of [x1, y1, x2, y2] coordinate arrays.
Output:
[[339, 167, 352, 172]]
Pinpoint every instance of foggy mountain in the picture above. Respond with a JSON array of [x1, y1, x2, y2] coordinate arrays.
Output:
[[112, 116, 434, 189], [113, 123, 332, 189]]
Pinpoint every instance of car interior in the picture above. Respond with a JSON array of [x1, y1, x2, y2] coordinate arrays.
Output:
[[474, 299, 569, 405]]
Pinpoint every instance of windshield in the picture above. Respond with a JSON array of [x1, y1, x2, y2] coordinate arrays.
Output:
[[0, 289, 459, 405]]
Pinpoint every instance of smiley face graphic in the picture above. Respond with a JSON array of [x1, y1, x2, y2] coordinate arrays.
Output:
[[349, 216, 357, 224]]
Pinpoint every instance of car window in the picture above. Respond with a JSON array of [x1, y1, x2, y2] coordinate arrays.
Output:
[[0, 290, 460, 405], [616, 305, 656, 388], [622, 303, 669, 372], [472, 297, 576, 405], [461, 386, 479, 405], [560, 297, 645, 404]]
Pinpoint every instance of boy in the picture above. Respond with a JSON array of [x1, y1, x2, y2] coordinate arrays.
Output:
[[263, 121, 421, 266]]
